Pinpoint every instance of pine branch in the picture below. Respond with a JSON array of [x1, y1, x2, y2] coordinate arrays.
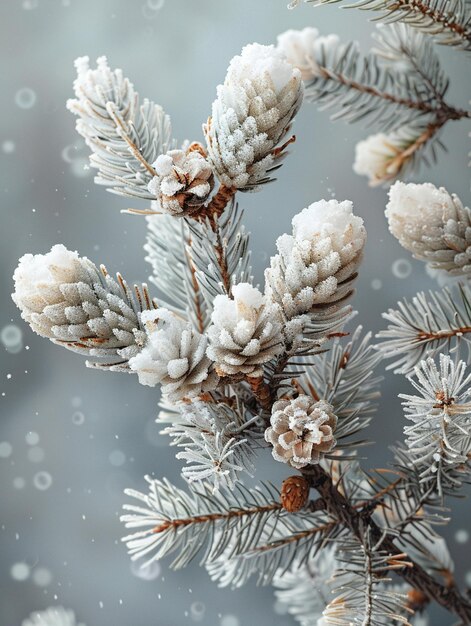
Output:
[[322, 531, 413, 625], [376, 282, 471, 374], [300, 24, 469, 180], [121, 478, 331, 578], [304, 26, 450, 131], [309, 0, 471, 50], [144, 214, 210, 331], [400, 355, 471, 500], [306, 465, 471, 623], [67, 56, 174, 200], [272, 545, 339, 626], [296, 326, 382, 454], [157, 395, 258, 491]]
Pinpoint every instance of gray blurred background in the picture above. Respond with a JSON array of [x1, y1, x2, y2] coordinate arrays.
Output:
[[0, 1, 469, 625]]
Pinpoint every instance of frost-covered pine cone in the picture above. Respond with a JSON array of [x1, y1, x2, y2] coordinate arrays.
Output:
[[265, 395, 337, 468], [12, 244, 149, 370], [204, 43, 303, 190], [386, 181, 471, 275], [206, 283, 284, 377], [129, 308, 218, 401], [353, 131, 415, 186], [22, 606, 85, 626], [148, 144, 214, 216], [276, 27, 341, 82], [265, 199, 366, 322]]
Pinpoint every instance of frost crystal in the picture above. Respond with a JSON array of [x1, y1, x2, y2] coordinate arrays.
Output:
[[129, 308, 218, 401], [265, 199, 366, 321], [148, 145, 214, 216], [386, 181, 471, 275], [204, 43, 303, 190], [12, 244, 147, 369], [265, 395, 337, 468], [206, 283, 284, 377]]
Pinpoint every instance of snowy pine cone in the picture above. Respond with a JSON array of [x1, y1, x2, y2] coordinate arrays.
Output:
[[353, 131, 416, 186], [12, 244, 149, 370], [276, 27, 342, 82], [386, 181, 471, 275], [204, 43, 303, 191], [129, 308, 218, 401], [264, 200, 366, 322], [265, 395, 337, 468], [148, 144, 214, 216], [206, 283, 284, 377], [22, 606, 85, 626]]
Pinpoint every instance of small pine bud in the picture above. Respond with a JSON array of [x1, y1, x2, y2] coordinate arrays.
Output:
[[280, 475, 310, 512]]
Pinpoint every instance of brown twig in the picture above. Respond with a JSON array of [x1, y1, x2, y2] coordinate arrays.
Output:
[[196, 185, 236, 228], [185, 239, 206, 334], [152, 502, 281, 534], [246, 375, 272, 412]]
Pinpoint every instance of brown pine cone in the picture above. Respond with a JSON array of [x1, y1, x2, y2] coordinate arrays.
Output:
[[280, 475, 310, 513]]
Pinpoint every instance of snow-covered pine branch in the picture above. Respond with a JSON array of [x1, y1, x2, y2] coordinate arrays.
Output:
[[376, 282, 471, 374], [145, 214, 211, 332], [12, 244, 154, 371], [400, 354, 471, 500], [278, 24, 447, 129], [296, 326, 382, 455], [67, 56, 174, 200], [157, 396, 258, 491], [301, 0, 471, 50], [121, 478, 333, 583], [186, 199, 253, 303], [277, 23, 469, 185], [320, 532, 413, 625], [272, 545, 338, 626]]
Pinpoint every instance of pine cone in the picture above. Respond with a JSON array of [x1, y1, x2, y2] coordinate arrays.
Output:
[[353, 131, 416, 187], [280, 475, 310, 512], [264, 199, 366, 322], [206, 283, 284, 377], [276, 28, 342, 82], [204, 43, 303, 191], [12, 244, 149, 370], [265, 395, 337, 469], [386, 181, 471, 275], [148, 145, 214, 216], [129, 308, 218, 402]]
